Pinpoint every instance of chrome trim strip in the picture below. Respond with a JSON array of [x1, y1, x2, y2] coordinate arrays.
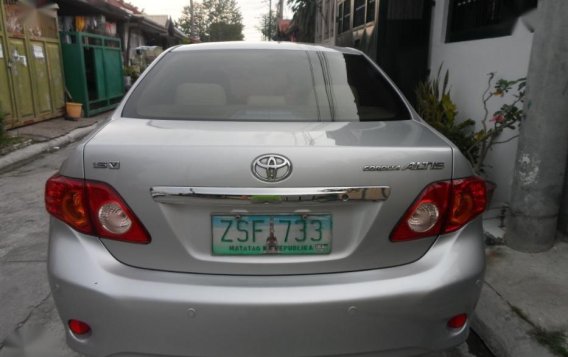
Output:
[[150, 186, 391, 204]]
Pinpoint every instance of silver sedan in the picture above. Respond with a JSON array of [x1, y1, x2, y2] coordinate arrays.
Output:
[[45, 42, 487, 357]]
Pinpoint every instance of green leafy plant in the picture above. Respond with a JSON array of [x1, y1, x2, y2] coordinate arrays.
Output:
[[256, 6, 278, 41], [416, 66, 477, 163], [287, 0, 317, 42], [417, 68, 526, 175], [123, 65, 141, 81], [467, 73, 526, 173], [177, 0, 244, 42]]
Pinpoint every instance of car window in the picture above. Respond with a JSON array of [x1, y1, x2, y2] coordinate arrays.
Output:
[[122, 49, 411, 122]]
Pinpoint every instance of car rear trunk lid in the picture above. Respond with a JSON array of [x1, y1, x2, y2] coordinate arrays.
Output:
[[83, 118, 453, 275]]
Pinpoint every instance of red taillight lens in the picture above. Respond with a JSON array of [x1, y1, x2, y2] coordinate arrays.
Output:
[[390, 177, 487, 242], [45, 175, 92, 234], [68, 319, 91, 335], [445, 177, 487, 233], [390, 182, 451, 242], [45, 175, 150, 244], [86, 181, 150, 243]]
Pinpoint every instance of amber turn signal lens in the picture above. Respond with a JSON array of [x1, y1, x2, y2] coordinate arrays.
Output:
[[45, 175, 151, 244], [45, 175, 92, 234]]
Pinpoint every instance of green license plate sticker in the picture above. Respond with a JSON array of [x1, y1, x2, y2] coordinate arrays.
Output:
[[211, 214, 332, 255]]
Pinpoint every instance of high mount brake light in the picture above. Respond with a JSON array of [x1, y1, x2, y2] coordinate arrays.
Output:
[[45, 175, 151, 244], [390, 177, 487, 242]]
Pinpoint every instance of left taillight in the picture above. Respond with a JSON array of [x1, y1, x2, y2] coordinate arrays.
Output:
[[45, 175, 150, 244], [390, 176, 487, 242]]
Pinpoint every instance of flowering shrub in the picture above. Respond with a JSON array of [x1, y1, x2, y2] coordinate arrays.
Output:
[[466, 73, 526, 174], [416, 67, 477, 162]]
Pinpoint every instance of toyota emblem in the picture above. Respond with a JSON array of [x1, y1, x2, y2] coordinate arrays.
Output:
[[251, 154, 292, 182]]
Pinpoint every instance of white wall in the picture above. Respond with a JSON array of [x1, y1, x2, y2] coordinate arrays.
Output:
[[429, 0, 534, 209]]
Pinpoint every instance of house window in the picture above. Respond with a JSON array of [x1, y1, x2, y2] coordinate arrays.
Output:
[[367, 0, 376, 23], [338, 2, 344, 33], [446, 0, 537, 42], [343, 1, 352, 33], [324, 0, 335, 38], [353, 0, 366, 27], [323, 0, 330, 38]]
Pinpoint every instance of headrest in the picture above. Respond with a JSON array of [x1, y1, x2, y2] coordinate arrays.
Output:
[[247, 95, 286, 106], [175, 83, 227, 106]]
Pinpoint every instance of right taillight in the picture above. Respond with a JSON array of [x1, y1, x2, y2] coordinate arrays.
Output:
[[444, 177, 487, 233], [390, 177, 487, 242], [45, 175, 151, 244]]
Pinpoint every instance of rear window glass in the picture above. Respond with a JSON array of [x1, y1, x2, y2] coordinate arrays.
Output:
[[122, 49, 411, 122]]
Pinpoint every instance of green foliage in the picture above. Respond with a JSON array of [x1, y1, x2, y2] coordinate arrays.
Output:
[[532, 328, 568, 357], [177, 0, 244, 42], [123, 65, 140, 80], [417, 67, 527, 174], [256, 7, 278, 41], [416, 66, 477, 163], [287, 0, 317, 42], [209, 22, 244, 41], [467, 73, 526, 173]]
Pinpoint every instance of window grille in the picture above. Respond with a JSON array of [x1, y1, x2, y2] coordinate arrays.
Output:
[[366, 0, 376, 23], [354, 0, 366, 27], [342, 1, 351, 33], [446, 0, 537, 42]]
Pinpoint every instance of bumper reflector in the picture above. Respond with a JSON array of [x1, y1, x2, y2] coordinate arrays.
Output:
[[447, 314, 468, 329], [68, 319, 91, 335]]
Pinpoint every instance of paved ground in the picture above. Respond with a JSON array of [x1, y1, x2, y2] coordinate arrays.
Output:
[[471, 237, 568, 357], [0, 144, 80, 357], [0, 143, 492, 357], [8, 116, 105, 143]]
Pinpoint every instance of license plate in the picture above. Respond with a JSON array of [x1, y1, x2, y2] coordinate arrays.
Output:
[[211, 214, 332, 255]]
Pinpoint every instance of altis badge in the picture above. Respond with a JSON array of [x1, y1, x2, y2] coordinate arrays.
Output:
[[363, 162, 445, 172]]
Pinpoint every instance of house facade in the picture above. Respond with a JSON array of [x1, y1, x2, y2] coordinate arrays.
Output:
[[0, 1, 66, 129], [314, 0, 537, 208], [56, 0, 187, 117]]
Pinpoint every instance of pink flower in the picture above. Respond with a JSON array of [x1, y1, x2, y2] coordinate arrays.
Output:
[[491, 114, 505, 123]]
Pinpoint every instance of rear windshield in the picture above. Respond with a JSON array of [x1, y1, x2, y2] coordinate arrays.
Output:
[[122, 49, 411, 122]]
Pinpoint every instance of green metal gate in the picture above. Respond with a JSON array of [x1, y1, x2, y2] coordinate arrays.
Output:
[[0, 0, 65, 129], [60, 31, 124, 117]]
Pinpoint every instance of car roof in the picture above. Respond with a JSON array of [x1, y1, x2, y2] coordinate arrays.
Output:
[[171, 41, 363, 55]]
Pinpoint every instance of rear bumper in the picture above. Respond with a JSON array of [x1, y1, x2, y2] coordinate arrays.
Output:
[[48, 218, 485, 357]]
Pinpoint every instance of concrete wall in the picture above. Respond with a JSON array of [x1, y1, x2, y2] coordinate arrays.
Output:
[[428, 0, 534, 209]]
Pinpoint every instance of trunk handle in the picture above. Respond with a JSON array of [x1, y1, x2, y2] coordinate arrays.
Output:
[[150, 186, 391, 205]]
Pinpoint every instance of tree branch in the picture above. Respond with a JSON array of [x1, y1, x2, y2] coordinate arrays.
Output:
[[493, 135, 519, 145]]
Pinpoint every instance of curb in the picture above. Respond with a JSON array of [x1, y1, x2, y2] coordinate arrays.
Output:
[[471, 283, 555, 357], [0, 123, 98, 172]]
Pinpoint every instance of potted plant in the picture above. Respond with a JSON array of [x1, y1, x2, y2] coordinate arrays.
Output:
[[64, 88, 82, 120], [123, 65, 141, 90]]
